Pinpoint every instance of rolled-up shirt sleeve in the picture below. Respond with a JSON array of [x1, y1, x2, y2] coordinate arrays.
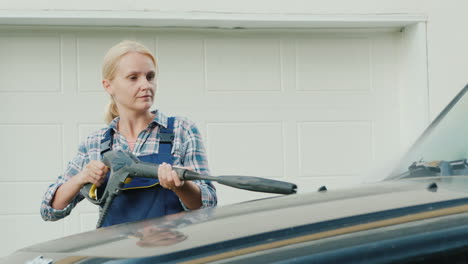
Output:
[[40, 144, 88, 221], [178, 120, 217, 210], [194, 180, 217, 209]]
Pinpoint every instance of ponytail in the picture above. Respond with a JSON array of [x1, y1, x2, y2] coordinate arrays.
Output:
[[105, 98, 119, 124]]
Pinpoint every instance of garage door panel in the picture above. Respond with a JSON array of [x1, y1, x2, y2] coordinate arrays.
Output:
[[156, 37, 205, 96], [60, 34, 79, 94], [207, 122, 284, 177], [296, 37, 372, 92], [0, 34, 61, 92], [0, 124, 63, 182], [205, 38, 282, 93], [0, 182, 51, 214], [298, 121, 374, 177]]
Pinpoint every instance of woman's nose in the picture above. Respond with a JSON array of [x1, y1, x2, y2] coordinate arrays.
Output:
[[140, 78, 153, 90]]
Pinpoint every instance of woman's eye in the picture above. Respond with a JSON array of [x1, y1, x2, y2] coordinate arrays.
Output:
[[147, 74, 155, 81], [129, 76, 137, 80]]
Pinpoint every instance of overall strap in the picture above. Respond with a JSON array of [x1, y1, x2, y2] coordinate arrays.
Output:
[[158, 117, 175, 161], [100, 129, 114, 156]]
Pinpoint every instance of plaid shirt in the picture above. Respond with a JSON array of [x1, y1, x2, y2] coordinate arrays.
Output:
[[41, 110, 217, 221]]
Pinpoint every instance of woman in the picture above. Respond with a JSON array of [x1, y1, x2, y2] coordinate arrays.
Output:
[[41, 40, 217, 227]]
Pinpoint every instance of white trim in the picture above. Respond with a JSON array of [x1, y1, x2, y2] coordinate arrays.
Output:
[[397, 22, 429, 153], [0, 10, 427, 28]]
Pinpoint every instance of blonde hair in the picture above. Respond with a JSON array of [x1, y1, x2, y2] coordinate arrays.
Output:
[[102, 40, 157, 123]]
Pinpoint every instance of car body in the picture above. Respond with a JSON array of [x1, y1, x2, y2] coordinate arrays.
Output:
[[5, 84, 468, 264]]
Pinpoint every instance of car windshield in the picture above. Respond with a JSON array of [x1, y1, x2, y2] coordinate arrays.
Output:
[[387, 85, 468, 179]]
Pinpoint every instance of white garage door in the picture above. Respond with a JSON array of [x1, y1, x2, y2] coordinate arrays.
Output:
[[0, 26, 403, 255]]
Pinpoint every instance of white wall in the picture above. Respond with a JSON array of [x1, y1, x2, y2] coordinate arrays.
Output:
[[2, 0, 466, 119]]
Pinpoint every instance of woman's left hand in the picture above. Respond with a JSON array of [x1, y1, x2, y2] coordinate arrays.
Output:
[[158, 163, 203, 209], [158, 162, 186, 191]]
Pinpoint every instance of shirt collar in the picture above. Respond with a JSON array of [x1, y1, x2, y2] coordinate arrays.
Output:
[[151, 109, 168, 128], [105, 109, 168, 134]]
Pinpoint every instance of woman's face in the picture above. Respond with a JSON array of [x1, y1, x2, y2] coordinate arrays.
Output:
[[104, 52, 156, 115]]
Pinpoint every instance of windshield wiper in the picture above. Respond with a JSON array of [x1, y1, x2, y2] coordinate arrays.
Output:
[[389, 159, 468, 180]]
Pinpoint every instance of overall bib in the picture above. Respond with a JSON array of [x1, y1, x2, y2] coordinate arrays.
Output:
[[98, 117, 184, 227]]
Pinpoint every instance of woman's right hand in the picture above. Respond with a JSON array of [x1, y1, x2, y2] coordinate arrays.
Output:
[[77, 160, 109, 187], [52, 160, 109, 210]]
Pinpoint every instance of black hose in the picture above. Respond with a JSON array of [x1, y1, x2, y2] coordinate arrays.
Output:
[[96, 193, 115, 228]]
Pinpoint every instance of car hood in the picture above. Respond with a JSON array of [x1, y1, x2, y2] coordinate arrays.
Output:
[[4, 176, 468, 264]]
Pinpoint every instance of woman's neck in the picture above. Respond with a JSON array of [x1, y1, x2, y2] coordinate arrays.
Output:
[[117, 111, 154, 140]]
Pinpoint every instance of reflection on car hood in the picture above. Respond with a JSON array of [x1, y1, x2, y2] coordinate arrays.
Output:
[[4, 176, 468, 264]]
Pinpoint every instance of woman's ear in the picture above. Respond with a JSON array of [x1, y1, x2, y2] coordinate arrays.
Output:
[[102, 79, 113, 95]]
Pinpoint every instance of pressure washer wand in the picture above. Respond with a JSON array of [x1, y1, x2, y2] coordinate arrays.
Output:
[[129, 162, 297, 195]]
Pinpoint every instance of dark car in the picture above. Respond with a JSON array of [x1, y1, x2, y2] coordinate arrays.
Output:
[[5, 85, 468, 264]]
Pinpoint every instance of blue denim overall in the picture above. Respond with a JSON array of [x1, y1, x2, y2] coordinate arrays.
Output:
[[98, 117, 183, 227]]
